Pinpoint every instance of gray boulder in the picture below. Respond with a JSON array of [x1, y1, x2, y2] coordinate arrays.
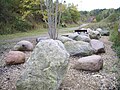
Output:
[[73, 55, 103, 71], [74, 35, 91, 42], [16, 39, 70, 90], [96, 28, 109, 36], [90, 39, 105, 53], [13, 40, 34, 51], [101, 30, 109, 36], [58, 36, 73, 43], [64, 40, 94, 56], [89, 31, 101, 39]]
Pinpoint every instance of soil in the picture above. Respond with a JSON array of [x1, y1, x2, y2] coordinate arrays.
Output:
[[0, 36, 120, 90]]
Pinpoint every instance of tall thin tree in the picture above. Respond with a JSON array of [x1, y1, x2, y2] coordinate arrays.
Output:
[[40, 0, 63, 40]]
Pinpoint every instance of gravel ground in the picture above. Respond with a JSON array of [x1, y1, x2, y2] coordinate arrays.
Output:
[[0, 36, 120, 90], [59, 36, 119, 90]]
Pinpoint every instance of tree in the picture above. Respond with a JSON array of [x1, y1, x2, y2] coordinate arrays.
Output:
[[68, 4, 80, 23], [41, 0, 63, 40], [61, 3, 80, 23]]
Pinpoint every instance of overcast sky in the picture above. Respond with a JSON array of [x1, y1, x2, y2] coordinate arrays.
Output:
[[65, 0, 120, 11]]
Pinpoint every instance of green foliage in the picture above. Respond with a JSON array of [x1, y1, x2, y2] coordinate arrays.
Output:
[[0, 0, 33, 35], [96, 15, 102, 22], [106, 13, 120, 22], [110, 23, 120, 58], [112, 41, 120, 58], [110, 23, 119, 42], [14, 20, 32, 32], [61, 4, 80, 23], [84, 22, 109, 29], [61, 9, 72, 23], [80, 8, 116, 23], [68, 4, 80, 23]]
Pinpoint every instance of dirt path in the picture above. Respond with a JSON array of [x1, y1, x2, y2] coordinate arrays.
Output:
[[0, 36, 119, 90]]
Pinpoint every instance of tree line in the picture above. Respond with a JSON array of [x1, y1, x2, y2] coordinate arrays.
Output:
[[80, 8, 120, 23], [0, 0, 80, 35]]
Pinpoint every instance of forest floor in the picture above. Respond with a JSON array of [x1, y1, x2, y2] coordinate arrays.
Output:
[[0, 33, 120, 90]]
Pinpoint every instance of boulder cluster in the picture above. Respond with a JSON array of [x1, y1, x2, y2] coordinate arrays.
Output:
[[4, 40, 34, 65], [59, 28, 107, 56], [3, 27, 109, 90], [56, 28, 107, 72]]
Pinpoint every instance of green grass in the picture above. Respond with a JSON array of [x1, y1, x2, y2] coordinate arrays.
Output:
[[0, 24, 80, 41], [0, 28, 47, 40]]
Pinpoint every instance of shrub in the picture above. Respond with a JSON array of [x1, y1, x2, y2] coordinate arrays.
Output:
[[14, 20, 32, 32], [0, 19, 32, 35], [110, 23, 119, 42], [110, 22, 120, 58]]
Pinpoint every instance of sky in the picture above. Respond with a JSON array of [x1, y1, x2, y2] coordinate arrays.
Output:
[[65, 0, 120, 11]]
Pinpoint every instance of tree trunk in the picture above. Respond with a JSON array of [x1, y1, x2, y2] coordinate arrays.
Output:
[[41, 0, 61, 40]]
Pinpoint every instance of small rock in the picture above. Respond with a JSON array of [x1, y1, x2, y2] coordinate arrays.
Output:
[[74, 35, 91, 42], [5, 51, 25, 65], [62, 33, 79, 39], [13, 40, 34, 51], [101, 30, 110, 36], [74, 55, 103, 71], [80, 28, 87, 30], [96, 28, 102, 33], [87, 28, 93, 33], [90, 39, 105, 53], [36, 37, 49, 43], [58, 36, 73, 43], [89, 31, 101, 39]]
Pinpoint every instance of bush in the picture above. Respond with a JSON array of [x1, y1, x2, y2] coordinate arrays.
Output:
[[110, 23, 119, 42], [14, 20, 32, 32], [0, 19, 32, 35], [112, 41, 120, 58], [0, 23, 15, 35], [110, 22, 120, 58]]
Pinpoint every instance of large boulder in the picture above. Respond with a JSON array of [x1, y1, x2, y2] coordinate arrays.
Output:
[[74, 35, 91, 42], [89, 31, 101, 39], [90, 39, 105, 53], [58, 36, 73, 43], [13, 40, 34, 51], [64, 40, 94, 56], [5, 51, 25, 65], [16, 39, 70, 90], [73, 55, 103, 71]]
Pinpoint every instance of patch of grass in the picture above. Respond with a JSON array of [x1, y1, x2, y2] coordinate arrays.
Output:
[[0, 28, 47, 40], [67, 23, 79, 28], [0, 25, 79, 41], [84, 22, 110, 29], [112, 43, 120, 58]]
